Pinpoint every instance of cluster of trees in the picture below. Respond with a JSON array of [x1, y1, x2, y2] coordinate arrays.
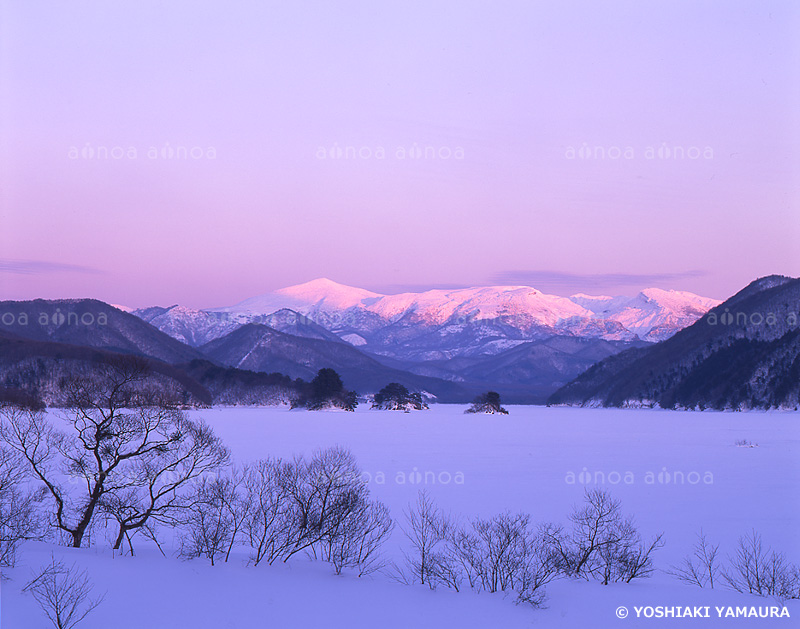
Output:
[[369, 385, 507, 414], [0, 386, 45, 411], [396, 488, 663, 608], [179, 447, 392, 576], [465, 391, 508, 414], [291, 368, 358, 411], [539, 489, 664, 584], [291, 371, 430, 413], [372, 383, 427, 411]]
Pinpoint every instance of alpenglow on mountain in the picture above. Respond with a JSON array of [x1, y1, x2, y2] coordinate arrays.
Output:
[[0, 280, 722, 407], [134, 278, 720, 358], [549, 276, 800, 410]]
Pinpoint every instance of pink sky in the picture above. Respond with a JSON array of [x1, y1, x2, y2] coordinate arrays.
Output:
[[1, 0, 798, 308]]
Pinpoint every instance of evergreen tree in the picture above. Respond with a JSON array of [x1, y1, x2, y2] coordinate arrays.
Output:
[[372, 383, 427, 411], [465, 391, 508, 414], [293, 368, 358, 411]]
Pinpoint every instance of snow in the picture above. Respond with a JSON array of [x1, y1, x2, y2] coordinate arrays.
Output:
[[369, 286, 591, 327], [218, 278, 383, 315], [6, 406, 796, 628], [140, 279, 721, 345], [571, 289, 722, 338], [340, 333, 367, 346]]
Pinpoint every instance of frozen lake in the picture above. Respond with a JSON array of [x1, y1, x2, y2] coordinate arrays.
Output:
[[3, 404, 799, 628], [197, 404, 800, 560]]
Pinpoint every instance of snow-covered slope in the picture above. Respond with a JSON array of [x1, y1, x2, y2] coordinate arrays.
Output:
[[216, 279, 718, 343], [571, 289, 722, 342], [133, 304, 346, 347], [134, 279, 720, 352], [217, 278, 382, 315], [368, 286, 588, 326]]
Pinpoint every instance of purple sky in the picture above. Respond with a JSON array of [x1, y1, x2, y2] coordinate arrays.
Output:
[[1, 0, 798, 308]]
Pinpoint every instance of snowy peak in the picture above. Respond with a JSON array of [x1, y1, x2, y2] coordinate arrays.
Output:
[[570, 288, 722, 341], [568, 294, 630, 315], [638, 288, 719, 312], [136, 279, 721, 352], [275, 278, 383, 309], [364, 285, 586, 328], [221, 278, 382, 314]]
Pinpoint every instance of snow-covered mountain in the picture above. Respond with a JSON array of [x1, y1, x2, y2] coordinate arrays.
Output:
[[551, 276, 800, 409], [135, 304, 343, 347], [221, 278, 382, 316], [570, 288, 721, 342], [133, 279, 720, 356]]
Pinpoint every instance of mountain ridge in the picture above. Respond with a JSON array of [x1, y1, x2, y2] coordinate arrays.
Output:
[[548, 275, 800, 410], [136, 279, 720, 352]]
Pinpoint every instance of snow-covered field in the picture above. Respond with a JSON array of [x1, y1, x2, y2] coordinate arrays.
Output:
[[3, 405, 799, 628]]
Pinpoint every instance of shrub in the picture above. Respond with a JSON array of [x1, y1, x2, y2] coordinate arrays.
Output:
[[666, 529, 720, 588], [722, 530, 800, 601], [542, 489, 664, 584], [23, 556, 104, 629], [399, 491, 560, 608], [237, 447, 391, 574], [0, 447, 42, 569]]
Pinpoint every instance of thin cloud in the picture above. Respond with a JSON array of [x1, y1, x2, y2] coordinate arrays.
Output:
[[0, 259, 102, 275], [488, 270, 707, 293], [366, 283, 476, 295]]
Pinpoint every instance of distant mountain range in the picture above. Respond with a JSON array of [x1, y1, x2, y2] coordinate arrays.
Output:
[[142, 279, 719, 353], [0, 279, 728, 406], [125, 279, 719, 402], [549, 275, 800, 410]]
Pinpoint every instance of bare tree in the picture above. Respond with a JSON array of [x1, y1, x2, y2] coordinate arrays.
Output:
[[399, 490, 456, 589], [0, 446, 42, 569], [180, 467, 249, 565], [23, 556, 105, 629], [99, 418, 228, 553], [138, 522, 167, 557], [450, 512, 558, 607], [786, 566, 800, 602], [398, 495, 559, 606], [241, 447, 391, 575], [324, 499, 393, 576], [666, 529, 720, 588], [723, 530, 800, 601], [242, 457, 294, 566], [542, 489, 663, 584], [285, 447, 369, 563], [0, 358, 227, 549]]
